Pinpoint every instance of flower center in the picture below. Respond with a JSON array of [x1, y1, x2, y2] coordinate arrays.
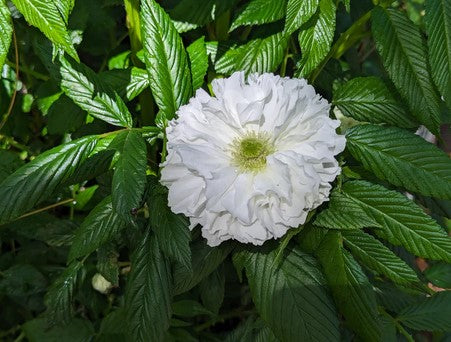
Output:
[[231, 132, 274, 172]]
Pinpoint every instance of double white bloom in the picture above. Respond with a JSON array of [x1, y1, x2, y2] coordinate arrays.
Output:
[[161, 72, 345, 246]]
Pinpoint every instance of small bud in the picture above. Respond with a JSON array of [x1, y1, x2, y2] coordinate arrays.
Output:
[[91, 273, 113, 294]]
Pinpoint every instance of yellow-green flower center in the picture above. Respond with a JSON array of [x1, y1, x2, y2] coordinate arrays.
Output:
[[231, 132, 274, 172]]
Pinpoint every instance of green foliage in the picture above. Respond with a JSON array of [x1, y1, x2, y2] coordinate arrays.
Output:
[[371, 6, 441, 134], [0, 0, 450, 340]]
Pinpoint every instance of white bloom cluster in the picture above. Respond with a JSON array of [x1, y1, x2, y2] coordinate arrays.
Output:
[[161, 72, 345, 246]]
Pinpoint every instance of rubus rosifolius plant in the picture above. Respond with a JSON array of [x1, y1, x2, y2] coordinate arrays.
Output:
[[0, 0, 450, 340]]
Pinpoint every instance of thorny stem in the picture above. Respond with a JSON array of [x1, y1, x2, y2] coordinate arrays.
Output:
[[0, 27, 19, 132]]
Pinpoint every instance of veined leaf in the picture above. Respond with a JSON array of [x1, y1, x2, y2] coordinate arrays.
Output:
[[230, 0, 287, 31], [398, 291, 451, 331], [346, 124, 451, 200], [372, 7, 441, 134], [316, 231, 382, 341], [54, 0, 75, 24], [127, 67, 150, 100], [216, 33, 287, 76], [333, 77, 418, 128], [147, 179, 191, 272], [199, 266, 225, 314], [0, 136, 97, 225], [342, 230, 419, 285], [425, 0, 451, 108], [59, 56, 133, 127], [174, 240, 233, 295], [296, 0, 335, 78], [284, 0, 319, 34], [237, 247, 340, 342], [44, 262, 84, 325], [141, 0, 192, 124], [111, 130, 147, 222], [187, 36, 208, 91], [0, 0, 12, 69], [97, 244, 119, 286], [169, 0, 235, 27], [11, 0, 78, 60], [68, 196, 128, 261], [338, 181, 451, 263], [224, 316, 278, 342], [125, 230, 173, 341]]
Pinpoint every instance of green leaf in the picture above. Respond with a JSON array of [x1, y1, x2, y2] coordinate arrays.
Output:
[[316, 231, 382, 341], [285, 0, 319, 34], [237, 247, 340, 342], [111, 130, 147, 222], [336, 181, 451, 262], [230, 0, 287, 31], [172, 299, 214, 318], [187, 36, 208, 91], [11, 0, 78, 61], [68, 196, 128, 261], [23, 318, 94, 342], [125, 230, 173, 341], [59, 56, 133, 127], [333, 77, 418, 128], [0, 0, 12, 69], [296, 0, 335, 77], [127, 67, 150, 100], [346, 124, 451, 200], [141, 0, 192, 124], [54, 0, 75, 25], [199, 266, 225, 314], [224, 316, 278, 342], [97, 244, 119, 286], [342, 230, 419, 285], [173, 240, 233, 295], [398, 291, 451, 331], [216, 33, 288, 76], [425, 0, 451, 108], [371, 7, 441, 134], [0, 135, 97, 225], [424, 263, 451, 288], [147, 180, 192, 272], [44, 262, 84, 325], [169, 0, 235, 27]]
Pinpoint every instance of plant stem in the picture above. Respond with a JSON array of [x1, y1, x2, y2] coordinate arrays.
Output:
[[5, 60, 49, 81], [0, 27, 19, 132], [16, 198, 74, 220]]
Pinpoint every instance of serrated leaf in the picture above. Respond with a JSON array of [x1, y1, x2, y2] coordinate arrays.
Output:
[[44, 262, 84, 325], [187, 36, 208, 91], [111, 130, 147, 222], [216, 33, 287, 76], [316, 231, 382, 341], [68, 196, 128, 261], [141, 0, 192, 124], [173, 240, 233, 295], [237, 247, 340, 342], [11, 0, 78, 60], [147, 180, 191, 271], [337, 180, 451, 262], [224, 316, 278, 342], [343, 230, 419, 285], [97, 244, 119, 285], [284, 0, 319, 34], [127, 67, 149, 100], [125, 230, 173, 341], [425, 0, 451, 108], [230, 0, 287, 31], [54, 0, 75, 25], [372, 7, 441, 134], [0, 0, 12, 69], [0, 136, 97, 225], [346, 124, 451, 200], [398, 291, 451, 331], [296, 0, 335, 78], [59, 56, 133, 127], [424, 263, 451, 288], [333, 77, 418, 128]]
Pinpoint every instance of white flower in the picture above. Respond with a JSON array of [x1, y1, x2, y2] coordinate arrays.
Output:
[[161, 72, 345, 246]]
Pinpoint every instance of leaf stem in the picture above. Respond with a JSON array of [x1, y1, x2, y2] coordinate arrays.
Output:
[[0, 27, 19, 132], [16, 198, 74, 220]]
